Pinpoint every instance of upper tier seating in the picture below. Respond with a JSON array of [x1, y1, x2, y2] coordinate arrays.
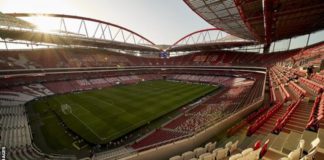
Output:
[[70, 79, 93, 91], [0, 48, 300, 70]]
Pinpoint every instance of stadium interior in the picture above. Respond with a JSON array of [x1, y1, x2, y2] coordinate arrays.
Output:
[[0, 0, 324, 160]]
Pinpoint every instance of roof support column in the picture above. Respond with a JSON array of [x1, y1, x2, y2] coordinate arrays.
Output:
[[263, 43, 270, 53], [262, 0, 274, 53], [305, 33, 311, 47], [4, 39, 8, 50]]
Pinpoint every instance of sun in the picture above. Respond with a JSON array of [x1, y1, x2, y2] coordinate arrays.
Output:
[[37, 24, 52, 32], [29, 16, 57, 33]]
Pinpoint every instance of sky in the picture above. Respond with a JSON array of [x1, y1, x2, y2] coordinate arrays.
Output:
[[0, 0, 213, 45]]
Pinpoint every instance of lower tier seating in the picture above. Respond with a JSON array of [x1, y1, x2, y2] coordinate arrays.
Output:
[[131, 129, 187, 150]]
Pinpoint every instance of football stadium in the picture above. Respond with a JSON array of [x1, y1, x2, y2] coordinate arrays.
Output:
[[0, 0, 324, 160]]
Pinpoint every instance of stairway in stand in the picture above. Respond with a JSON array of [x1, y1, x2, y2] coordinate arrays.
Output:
[[282, 101, 312, 133], [255, 104, 289, 135]]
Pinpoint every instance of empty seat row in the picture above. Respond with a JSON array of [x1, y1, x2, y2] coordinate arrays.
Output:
[[132, 129, 187, 149], [226, 121, 248, 137], [293, 69, 306, 77], [169, 140, 238, 160], [1, 115, 28, 129], [0, 91, 35, 102], [7, 147, 61, 160], [0, 99, 26, 106], [171, 74, 231, 85], [269, 69, 282, 87], [226, 90, 270, 136], [228, 138, 270, 160], [306, 94, 322, 131], [288, 82, 306, 98], [0, 50, 299, 71], [0, 105, 25, 115], [311, 74, 324, 84], [27, 83, 54, 96], [270, 86, 277, 103], [279, 84, 290, 102], [11, 86, 44, 97], [299, 77, 323, 94], [272, 99, 302, 134], [0, 126, 32, 149], [316, 93, 324, 128], [170, 138, 271, 160], [247, 102, 283, 136], [279, 138, 320, 160], [246, 104, 270, 124]]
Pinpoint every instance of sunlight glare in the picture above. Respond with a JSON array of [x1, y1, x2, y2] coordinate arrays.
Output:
[[31, 16, 58, 33]]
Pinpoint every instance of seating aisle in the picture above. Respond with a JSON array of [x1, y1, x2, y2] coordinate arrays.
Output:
[[282, 101, 312, 133], [255, 104, 289, 135]]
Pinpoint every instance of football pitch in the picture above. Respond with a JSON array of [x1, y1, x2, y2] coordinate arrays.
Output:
[[30, 80, 217, 148]]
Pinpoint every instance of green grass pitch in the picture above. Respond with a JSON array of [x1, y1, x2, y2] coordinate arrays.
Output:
[[31, 80, 217, 148]]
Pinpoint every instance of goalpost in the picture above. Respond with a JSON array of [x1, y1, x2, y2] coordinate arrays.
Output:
[[60, 103, 149, 142], [60, 104, 108, 141], [61, 104, 72, 115]]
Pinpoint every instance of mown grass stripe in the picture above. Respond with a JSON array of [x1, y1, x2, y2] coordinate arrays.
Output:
[[32, 80, 218, 144]]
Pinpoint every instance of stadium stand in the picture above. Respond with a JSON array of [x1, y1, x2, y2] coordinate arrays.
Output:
[[0, 48, 302, 70], [0, 1, 324, 159], [131, 76, 262, 150], [0, 51, 323, 159], [167, 139, 272, 160]]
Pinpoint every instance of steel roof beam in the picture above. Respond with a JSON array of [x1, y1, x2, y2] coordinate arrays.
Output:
[[247, 3, 324, 22], [234, 0, 263, 42], [170, 28, 223, 47], [5, 13, 156, 45]]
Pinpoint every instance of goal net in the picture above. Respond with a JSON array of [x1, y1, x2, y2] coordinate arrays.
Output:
[[61, 104, 72, 115]]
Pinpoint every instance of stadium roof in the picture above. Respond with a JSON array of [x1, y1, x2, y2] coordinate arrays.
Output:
[[1, 13, 161, 52], [1, 1, 323, 54], [166, 28, 256, 52], [0, 12, 35, 29], [184, 0, 324, 45]]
